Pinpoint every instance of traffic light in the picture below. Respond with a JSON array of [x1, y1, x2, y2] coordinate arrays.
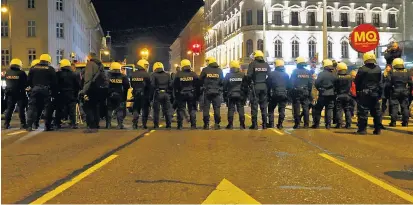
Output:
[[192, 43, 201, 55]]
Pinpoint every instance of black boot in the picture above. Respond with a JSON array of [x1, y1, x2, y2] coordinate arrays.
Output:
[[355, 129, 367, 135], [325, 124, 331, 130], [311, 124, 319, 129], [3, 123, 10, 129], [203, 116, 209, 130], [226, 117, 233, 129], [177, 122, 183, 130], [250, 117, 258, 130], [373, 128, 381, 135], [293, 120, 300, 129], [344, 123, 351, 129], [191, 124, 197, 130], [133, 123, 138, 130], [153, 123, 159, 129], [117, 119, 124, 129], [262, 115, 267, 130], [402, 122, 408, 127], [214, 124, 221, 130], [106, 121, 111, 129], [389, 122, 396, 127], [268, 121, 274, 128], [240, 116, 246, 129]]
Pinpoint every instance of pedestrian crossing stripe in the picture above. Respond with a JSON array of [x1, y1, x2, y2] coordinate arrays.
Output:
[[202, 178, 261, 204]]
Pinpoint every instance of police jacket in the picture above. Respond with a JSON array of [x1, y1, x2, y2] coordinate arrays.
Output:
[[384, 48, 402, 65], [290, 64, 313, 93], [150, 68, 172, 94], [315, 69, 336, 96], [247, 58, 270, 90], [223, 68, 248, 98], [389, 67, 412, 95], [355, 64, 383, 97], [82, 58, 102, 94], [334, 70, 352, 96], [382, 71, 392, 98], [267, 67, 290, 94], [57, 67, 81, 94], [108, 70, 130, 101], [5, 66, 27, 94], [173, 66, 199, 95], [130, 66, 150, 96], [27, 61, 58, 96], [199, 62, 223, 93]]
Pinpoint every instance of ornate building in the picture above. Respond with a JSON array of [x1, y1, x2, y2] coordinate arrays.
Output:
[[204, 0, 403, 70]]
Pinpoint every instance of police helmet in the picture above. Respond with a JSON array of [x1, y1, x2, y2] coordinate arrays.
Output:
[[110, 62, 122, 70], [10, 58, 23, 68], [59, 59, 71, 68], [322, 59, 334, 70], [230, 60, 240, 69], [336, 62, 348, 71], [392, 58, 404, 69], [363, 52, 376, 64], [350, 70, 357, 78], [40, 54, 52, 64], [137, 59, 149, 70], [295, 57, 306, 64], [180, 59, 191, 68], [205, 57, 217, 65], [153, 62, 164, 71], [253, 50, 264, 58], [275, 59, 285, 68], [30, 59, 40, 67]]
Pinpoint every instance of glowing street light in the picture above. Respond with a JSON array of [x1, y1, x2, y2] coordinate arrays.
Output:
[[103, 50, 110, 55], [140, 48, 149, 60], [187, 51, 192, 55], [1, 6, 8, 13]]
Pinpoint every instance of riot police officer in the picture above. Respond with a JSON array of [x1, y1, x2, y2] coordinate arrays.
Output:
[[388, 58, 411, 127], [106, 62, 130, 129], [355, 53, 383, 135], [54, 59, 81, 129], [150, 62, 172, 129], [312, 59, 337, 129], [26, 54, 58, 131], [223, 60, 248, 129], [334, 62, 353, 128], [247, 50, 271, 130], [28, 59, 42, 129], [290, 57, 313, 129], [173, 59, 199, 129], [4, 59, 28, 129], [200, 57, 223, 130], [267, 59, 290, 129], [130, 59, 151, 129]]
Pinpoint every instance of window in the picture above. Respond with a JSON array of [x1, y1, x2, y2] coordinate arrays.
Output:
[[246, 10, 253, 25], [246, 39, 253, 57], [292, 40, 299, 58], [308, 12, 316, 26], [291, 11, 299, 26], [388, 13, 396, 28], [56, 0, 63, 11], [327, 41, 333, 58], [1, 21, 8, 37], [372, 13, 380, 27], [28, 0, 35, 8], [28, 49, 36, 64], [340, 13, 348, 27], [273, 11, 282, 25], [308, 40, 316, 58], [28, 20, 36, 37], [356, 13, 364, 25], [327, 12, 332, 27], [56, 22, 64, 38], [257, 10, 263, 25], [257, 39, 264, 52], [1, 49, 10, 66], [56, 49, 64, 63], [274, 40, 282, 58], [341, 41, 349, 58]]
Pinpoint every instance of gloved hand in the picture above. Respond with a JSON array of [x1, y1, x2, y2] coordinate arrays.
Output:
[[25, 87, 31, 92]]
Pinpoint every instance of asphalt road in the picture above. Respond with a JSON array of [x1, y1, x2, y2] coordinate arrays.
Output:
[[1, 106, 413, 204]]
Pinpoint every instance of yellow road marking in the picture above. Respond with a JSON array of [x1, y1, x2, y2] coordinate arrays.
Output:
[[202, 178, 261, 204], [7, 130, 27, 136], [209, 112, 214, 116], [29, 155, 118, 205], [270, 128, 284, 135], [319, 153, 413, 203]]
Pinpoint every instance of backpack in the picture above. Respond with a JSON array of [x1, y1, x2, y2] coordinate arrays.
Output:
[[91, 62, 109, 94]]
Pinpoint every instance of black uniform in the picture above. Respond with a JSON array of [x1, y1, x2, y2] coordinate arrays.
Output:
[[313, 68, 336, 128], [55, 66, 81, 128], [200, 62, 223, 129], [247, 58, 271, 129], [267, 66, 290, 128], [130, 66, 151, 129], [388, 67, 412, 126], [151, 68, 172, 128], [384, 48, 402, 65], [355, 63, 383, 134], [290, 64, 313, 128], [4, 65, 28, 128], [173, 66, 199, 129], [106, 70, 130, 129], [335, 70, 353, 128], [223, 67, 248, 129], [26, 61, 58, 131]]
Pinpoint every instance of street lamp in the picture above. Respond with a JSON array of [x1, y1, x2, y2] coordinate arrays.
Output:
[[140, 48, 149, 60], [99, 49, 110, 61], [1, 6, 8, 13], [103, 50, 109, 56]]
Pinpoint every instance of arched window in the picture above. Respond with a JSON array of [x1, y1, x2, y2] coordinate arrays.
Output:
[[257, 39, 264, 52], [341, 41, 349, 58], [308, 40, 316, 58], [274, 40, 283, 58], [327, 40, 333, 58], [246, 39, 253, 57], [292, 40, 299, 58]]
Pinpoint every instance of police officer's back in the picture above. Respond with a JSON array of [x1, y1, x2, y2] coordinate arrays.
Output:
[[174, 59, 199, 129], [130, 59, 151, 129], [4, 59, 28, 129], [150, 62, 172, 128], [334, 62, 353, 128], [26, 54, 58, 131]]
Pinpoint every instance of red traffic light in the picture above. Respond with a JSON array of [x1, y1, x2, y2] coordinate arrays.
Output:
[[192, 44, 201, 53]]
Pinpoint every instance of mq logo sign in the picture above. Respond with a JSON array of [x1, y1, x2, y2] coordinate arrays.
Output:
[[349, 24, 380, 53]]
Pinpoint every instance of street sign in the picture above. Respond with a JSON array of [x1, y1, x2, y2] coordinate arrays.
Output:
[[349, 24, 380, 53]]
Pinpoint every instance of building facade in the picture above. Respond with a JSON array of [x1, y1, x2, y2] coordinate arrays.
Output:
[[1, 0, 104, 68], [204, 0, 403, 69], [169, 7, 206, 74]]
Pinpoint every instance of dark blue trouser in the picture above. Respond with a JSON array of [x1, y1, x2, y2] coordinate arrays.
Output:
[[390, 94, 409, 124], [27, 86, 53, 128], [177, 92, 197, 126], [132, 94, 149, 126], [336, 94, 352, 126], [4, 91, 27, 126], [55, 91, 76, 127], [313, 95, 335, 126], [292, 95, 310, 125], [268, 95, 287, 125], [203, 93, 221, 124], [106, 93, 125, 126], [357, 96, 382, 130], [251, 89, 268, 125], [228, 96, 245, 125], [153, 92, 172, 126]]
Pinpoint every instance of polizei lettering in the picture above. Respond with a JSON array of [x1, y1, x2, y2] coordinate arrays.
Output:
[[297, 74, 309, 79], [255, 68, 267, 72], [180, 77, 193, 81], [229, 78, 243, 82], [110, 79, 123, 83], [6, 76, 19, 80], [131, 77, 144, 82], [206, 74, 219, 78]]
